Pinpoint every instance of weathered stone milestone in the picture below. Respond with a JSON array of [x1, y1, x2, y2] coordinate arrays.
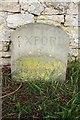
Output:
[[11, 23, 69, 81]]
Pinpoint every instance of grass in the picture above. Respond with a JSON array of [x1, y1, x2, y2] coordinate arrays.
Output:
[[2, 59, 80, 119]]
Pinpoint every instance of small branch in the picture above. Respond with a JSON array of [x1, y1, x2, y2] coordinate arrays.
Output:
[[0, 83, 22, 99]]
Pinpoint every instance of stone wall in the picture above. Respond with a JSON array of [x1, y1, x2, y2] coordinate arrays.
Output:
[[0, 0, 79, 66]]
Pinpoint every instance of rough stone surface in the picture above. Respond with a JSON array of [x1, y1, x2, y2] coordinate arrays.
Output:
[[0, 27, 10, 41], [0, 12, 7, 24], [0, 58, 2, 65], [37, 15, 64, 26], [1, 58, 11, 65], [67, 2, 78, 14], [0, 42, 2, 51], [44, 2, 69, 14], [69, 39, 78, 48], [63, 27, 78, 39], [42, 7, 60, 15], [0, 52, 2, 58], [0, 12, 7, 42], [64, 15, 78, 26], [19, 0, 44, 15], [69, 48, 78, 57], [1, 52, 11, 58], [2, 41, 11, 52], [6, 13, 34, 28], [0, 1, 20, 12]]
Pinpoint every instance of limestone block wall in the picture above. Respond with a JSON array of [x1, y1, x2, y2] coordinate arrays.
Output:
[[0, 0, 79, 67]]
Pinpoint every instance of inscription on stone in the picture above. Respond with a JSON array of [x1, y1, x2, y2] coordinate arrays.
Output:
[[11, 23, 69, 81]]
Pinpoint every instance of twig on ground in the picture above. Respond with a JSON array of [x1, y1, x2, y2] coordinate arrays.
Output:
[[0, 83, 22, 99]]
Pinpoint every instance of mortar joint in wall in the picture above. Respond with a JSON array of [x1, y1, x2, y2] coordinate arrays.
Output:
[[34, 15, 38, 23], [64, 14, 66, 22]]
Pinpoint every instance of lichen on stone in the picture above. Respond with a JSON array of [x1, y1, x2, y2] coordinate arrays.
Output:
[[12, 55, 64, 81]]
